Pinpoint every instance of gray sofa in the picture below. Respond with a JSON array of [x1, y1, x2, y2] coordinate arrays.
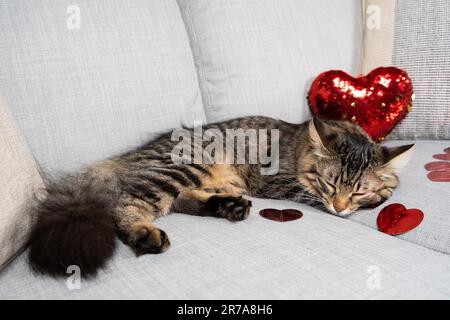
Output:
[[0, 0, 449, 299]]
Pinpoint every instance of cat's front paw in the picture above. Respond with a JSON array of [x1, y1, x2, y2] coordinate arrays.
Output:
[[207, 195, 252, 222]]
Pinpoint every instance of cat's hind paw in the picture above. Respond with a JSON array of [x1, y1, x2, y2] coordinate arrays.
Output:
[[128, 223, 171, 255]]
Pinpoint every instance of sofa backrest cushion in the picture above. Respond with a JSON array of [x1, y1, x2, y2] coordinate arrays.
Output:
[[0, 0, 206, 174], [362, 0, 450, 139], [178, 0, 363, 124], [0, 98, 44, 270]]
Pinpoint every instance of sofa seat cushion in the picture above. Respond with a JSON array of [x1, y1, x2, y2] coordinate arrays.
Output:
[[349, 140, 450, 254], [178, 0, 362, 124], [0, 197, 449, 299], [0, 0, 206, 174]]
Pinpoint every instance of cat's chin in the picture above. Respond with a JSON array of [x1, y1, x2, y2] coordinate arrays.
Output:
[[334, 211, 354, 218], [329, 210, 355, 218], [323, 205, 356, 217]]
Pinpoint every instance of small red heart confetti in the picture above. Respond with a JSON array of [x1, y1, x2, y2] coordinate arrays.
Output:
[[427, 171, 450, 182], [424, 161, 450, 171], [377, 203, 424, 235], [259, 208, 303, 222], [425, 147, 450, 182], [308, 66, 413, 141], [432, 153, 450, 161], [425, 161, 450, 171]]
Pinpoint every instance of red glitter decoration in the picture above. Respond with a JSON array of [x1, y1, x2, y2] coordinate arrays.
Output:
[[377, 203, 423, 235], [259, 209, 303, 222], [308, 67, 413, 141]]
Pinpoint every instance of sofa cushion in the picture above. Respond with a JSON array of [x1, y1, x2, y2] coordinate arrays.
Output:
[[362, 0, 450, 139], [0, 98, 44, 270], [0, 0, 206, 174], [178, 0, 363, 124], [0, 197, 449, 299], [349, 140, 450, 254]]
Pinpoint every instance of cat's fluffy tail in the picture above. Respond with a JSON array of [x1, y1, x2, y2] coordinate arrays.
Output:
[[28, 166, 120, 277]]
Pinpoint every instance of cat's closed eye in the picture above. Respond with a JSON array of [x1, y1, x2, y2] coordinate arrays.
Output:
[[316, 178, 335, 194]]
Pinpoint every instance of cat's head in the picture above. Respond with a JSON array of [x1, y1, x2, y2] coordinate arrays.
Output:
[[298, 118, 414, 217]]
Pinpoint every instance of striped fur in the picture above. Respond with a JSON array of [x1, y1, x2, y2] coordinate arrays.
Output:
[[28, 116, 413, 277]]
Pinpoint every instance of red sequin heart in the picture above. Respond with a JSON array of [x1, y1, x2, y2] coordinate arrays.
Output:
[[259, 209, 303, 222], [308, 67, 413, 141], [377, 203, 423, 235]]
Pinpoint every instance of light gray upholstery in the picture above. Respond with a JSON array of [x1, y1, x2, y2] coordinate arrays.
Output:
[[361, 0, 450, 139], [348, 140, 450, 254], [390, 0, 450, 139], [0, 0, 206, 174], [0, 98, 44, 269], [1, 196, 449, 299], [178, 0, 363, 124]]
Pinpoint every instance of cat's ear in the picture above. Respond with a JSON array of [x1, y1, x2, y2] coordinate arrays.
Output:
[[381, 144, 415, 169], [308, 118, 333, 153]]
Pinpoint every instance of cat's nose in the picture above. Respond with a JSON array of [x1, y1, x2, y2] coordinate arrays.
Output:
[[333, 198, 349, 213]]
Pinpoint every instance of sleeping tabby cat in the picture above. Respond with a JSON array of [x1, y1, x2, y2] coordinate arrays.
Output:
[[28, 117, 413, 277]]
